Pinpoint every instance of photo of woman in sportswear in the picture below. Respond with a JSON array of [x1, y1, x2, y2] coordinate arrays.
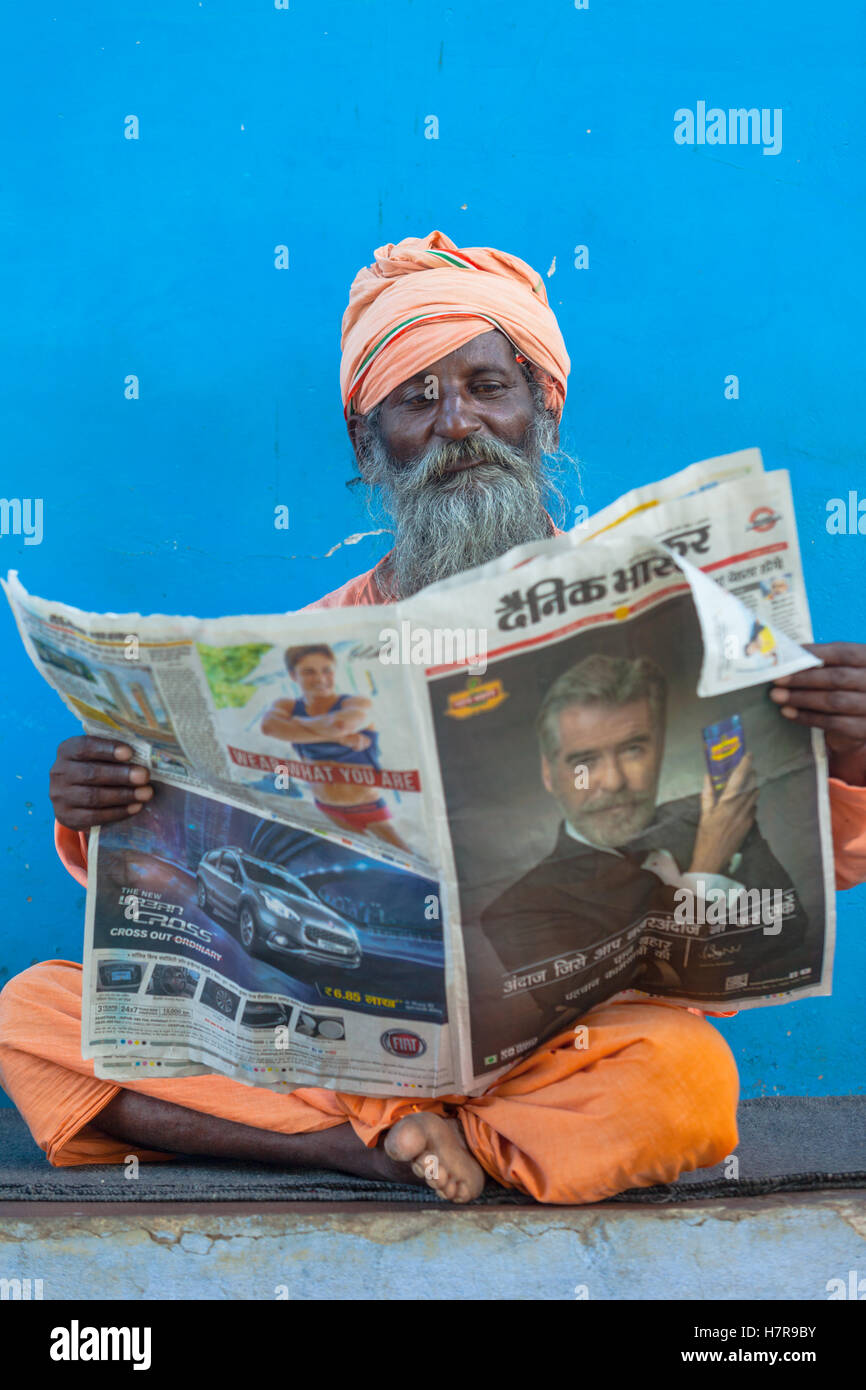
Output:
[[261, 644, 411, 854]]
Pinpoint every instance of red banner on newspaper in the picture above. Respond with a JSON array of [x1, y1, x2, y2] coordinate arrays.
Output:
[[227, 746, 422, 792]]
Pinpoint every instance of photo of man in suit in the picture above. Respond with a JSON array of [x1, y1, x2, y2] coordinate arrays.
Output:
[[480, 653, 808, 1035]]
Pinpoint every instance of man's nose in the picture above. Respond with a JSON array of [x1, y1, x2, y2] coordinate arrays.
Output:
[[433, 391, 485, 441], [594, 755, 627, 793]]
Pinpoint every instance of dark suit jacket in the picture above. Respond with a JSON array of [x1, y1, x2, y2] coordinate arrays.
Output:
[[478, 793, 808, 1037]]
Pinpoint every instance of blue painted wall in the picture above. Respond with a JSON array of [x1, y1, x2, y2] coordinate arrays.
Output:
[[2, 1, 864, 1098]]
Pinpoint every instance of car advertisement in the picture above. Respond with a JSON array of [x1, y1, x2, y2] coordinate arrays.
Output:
[[83, 779, 454, 1096]]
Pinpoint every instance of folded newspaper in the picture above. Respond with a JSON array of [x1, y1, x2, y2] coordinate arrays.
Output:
[[3, 448, 836, 1097]]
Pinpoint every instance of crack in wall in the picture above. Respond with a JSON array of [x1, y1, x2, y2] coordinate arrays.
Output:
[[3, 1194, 865, 1253]]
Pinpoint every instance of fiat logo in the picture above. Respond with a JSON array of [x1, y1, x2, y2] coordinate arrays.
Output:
[[381, 1029, 426, 1058]]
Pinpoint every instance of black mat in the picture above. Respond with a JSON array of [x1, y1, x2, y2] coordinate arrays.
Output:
[[1, 1097, 863, 1205]]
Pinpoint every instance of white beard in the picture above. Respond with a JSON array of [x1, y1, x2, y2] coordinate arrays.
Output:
[[359, 410, 561, 598]]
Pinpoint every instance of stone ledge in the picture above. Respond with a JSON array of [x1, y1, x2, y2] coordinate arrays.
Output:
[[1, 1191, 864, 1300]]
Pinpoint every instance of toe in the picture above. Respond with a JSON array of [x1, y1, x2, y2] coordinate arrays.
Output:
[[384, 1116, 425, 1165]]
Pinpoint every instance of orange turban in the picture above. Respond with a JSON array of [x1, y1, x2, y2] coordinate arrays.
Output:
[[340, 230, 570, 420]]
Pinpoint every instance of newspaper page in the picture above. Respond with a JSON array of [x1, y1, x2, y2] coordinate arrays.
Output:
[[3, 461, 834, 1095], [2, 578, 460, 1095], [407, 519, 833, 1090]]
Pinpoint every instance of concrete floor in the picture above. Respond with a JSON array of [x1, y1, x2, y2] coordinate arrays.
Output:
[[1, 1191, 864, 1300]]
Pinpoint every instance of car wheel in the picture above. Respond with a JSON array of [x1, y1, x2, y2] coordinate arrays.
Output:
[[197, 879, 208, 911], [239, 905, 259, 955]]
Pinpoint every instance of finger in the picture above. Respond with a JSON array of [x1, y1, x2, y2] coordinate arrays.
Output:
[[804, 642, 866, 667], [730, 775, 758, 803], [57, 756, 150, 789], [775, 644, 866, 684], [53, 760, 150, 788], [770, 688, 866, 716], [61, 784, 154, 810], [720, 779, 759, 810], [720, 753, 752, 795], [774, 709, 866, 738], [772, 667, 866, 694], [57, 803, 145, 830], [720, 776, 756, 804], [61, 737, 137, 763], [700, 774, 715, 813]]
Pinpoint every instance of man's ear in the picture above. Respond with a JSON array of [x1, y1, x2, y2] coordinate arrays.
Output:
[[541, 753, 554, 795], [346, 410, 368, 469]]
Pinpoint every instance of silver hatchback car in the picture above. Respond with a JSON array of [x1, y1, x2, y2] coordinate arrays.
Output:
[[196, 847, 362, 969]]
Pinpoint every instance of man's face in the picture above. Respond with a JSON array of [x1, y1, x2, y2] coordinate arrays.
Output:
[[291, 654, 336, 697], [541, 698, 663, 848], [349, 330, 560, 597], [366, 330, 538, 467]]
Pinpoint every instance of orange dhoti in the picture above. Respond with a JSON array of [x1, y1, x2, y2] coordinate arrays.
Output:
[[0, 960, 738, 1205]]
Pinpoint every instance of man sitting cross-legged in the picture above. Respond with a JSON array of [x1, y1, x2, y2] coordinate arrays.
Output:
[[3, 231, 866, 1205]]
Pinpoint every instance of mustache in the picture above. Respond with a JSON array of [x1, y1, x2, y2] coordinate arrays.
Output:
[[384, 432, 537, 493], [583, 793, 653, 813]]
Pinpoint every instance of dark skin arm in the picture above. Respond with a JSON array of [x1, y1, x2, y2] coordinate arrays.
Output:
[[49, 735, 153, 830], [770, 642, 866, 787]]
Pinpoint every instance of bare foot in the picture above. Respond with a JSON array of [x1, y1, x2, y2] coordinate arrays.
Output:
[[384, 1112, 485, 1203]]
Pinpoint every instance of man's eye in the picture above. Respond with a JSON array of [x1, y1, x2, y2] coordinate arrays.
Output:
[[473, 382, 506, 395]]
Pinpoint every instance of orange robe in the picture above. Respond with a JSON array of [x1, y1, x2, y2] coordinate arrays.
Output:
[[3, 553, 866, 1203]]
